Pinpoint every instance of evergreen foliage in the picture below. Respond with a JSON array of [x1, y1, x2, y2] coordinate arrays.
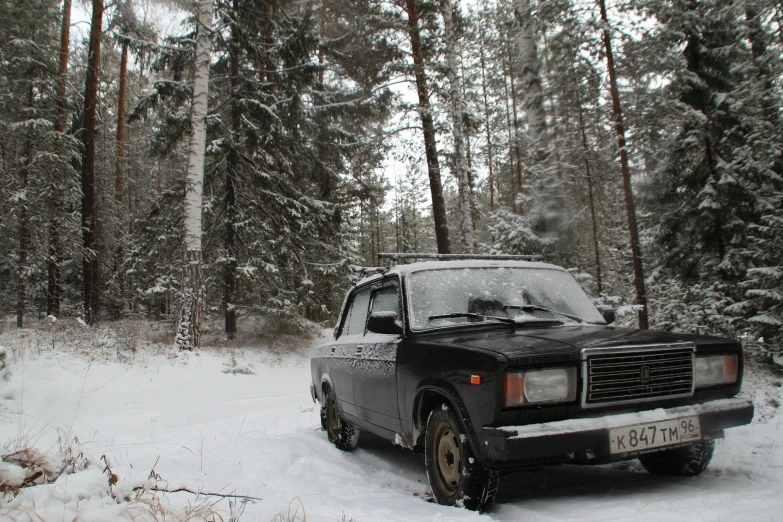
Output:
[[0, 0, 782, 351], [0, 0, 80, 324]]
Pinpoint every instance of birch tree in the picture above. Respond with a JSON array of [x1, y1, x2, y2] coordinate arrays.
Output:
[[441, 0, 473, 252], [512, 0, 548, 155], [512, 0, 567, 241], [175, 0, 213, 350]]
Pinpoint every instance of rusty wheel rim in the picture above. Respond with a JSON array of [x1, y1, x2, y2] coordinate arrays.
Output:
[[434, 420, 461, 495], [327, 397, 339, 439]]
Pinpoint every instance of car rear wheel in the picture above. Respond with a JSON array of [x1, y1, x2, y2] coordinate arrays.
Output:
[[639, 440, 715, 476], [325, 389, 359, 451], [424, 405, 498, 511]]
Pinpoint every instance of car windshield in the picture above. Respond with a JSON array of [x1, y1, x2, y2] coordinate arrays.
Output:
[[407, 266, 605, 330]]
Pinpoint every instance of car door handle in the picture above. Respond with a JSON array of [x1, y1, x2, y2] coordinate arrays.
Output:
[[355, 345, 365, 355]]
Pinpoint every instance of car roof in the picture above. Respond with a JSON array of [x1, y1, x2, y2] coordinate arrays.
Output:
[[355, 259, 567, 286]]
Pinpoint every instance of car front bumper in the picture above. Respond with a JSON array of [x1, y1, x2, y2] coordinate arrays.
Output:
[[480, 397, 754, 469]]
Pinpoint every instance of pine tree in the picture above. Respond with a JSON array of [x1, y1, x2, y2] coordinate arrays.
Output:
[[401, 0, 451, 254], [597, 0, 649, 328], [80, 0, 105, 325]]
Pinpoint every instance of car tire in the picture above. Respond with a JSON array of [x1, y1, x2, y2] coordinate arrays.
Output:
[[638, 440, 715, 476], [424, 405, 499, 511], [319, 403, 328, 431], [325, 389, 359, 451]]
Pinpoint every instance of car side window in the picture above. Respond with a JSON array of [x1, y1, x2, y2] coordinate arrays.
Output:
[[343, 288, 371, 337], [370, 285, 401, 317]]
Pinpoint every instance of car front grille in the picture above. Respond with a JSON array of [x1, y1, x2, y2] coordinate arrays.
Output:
[[583, 344, 695, 408]]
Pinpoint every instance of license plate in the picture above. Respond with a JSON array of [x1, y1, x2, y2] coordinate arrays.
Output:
[[609, 416, 701, 455]]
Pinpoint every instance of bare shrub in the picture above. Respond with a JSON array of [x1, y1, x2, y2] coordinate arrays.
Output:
[[1, 431, 88, 500], [222, 354, 255, 375], [127, 489, 227, 522], [114, 322, 142, 354], [269, 498, 306, 522]]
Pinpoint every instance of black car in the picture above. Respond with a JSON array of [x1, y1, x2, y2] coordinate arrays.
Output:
[[309, 254, 754, 511]]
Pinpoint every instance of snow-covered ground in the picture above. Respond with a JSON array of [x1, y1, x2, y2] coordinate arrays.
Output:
[[1, 321, 782, 521]]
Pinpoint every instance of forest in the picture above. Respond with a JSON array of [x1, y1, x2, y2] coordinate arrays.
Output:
[[1, 0, 782, 353]]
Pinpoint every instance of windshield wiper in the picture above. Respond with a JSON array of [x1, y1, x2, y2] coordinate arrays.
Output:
[[428, 312, 514, 325], [504, 304, 583, 323]]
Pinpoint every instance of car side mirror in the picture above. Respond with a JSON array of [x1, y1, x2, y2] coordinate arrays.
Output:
[[596, 305, 616, 325], [367, 311, 403, 335]]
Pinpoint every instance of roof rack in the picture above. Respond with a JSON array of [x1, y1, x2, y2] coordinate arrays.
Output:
[[378, 252, 543, 266], [349, 265, 389, 282]]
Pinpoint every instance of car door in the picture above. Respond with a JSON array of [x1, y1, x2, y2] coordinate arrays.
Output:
[[352, 279, 402, 435], [329, 286, 372, 419]]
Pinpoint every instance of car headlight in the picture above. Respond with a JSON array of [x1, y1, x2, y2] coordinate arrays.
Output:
[[695, 354, 738, 388], [504, 367, 577, 407]]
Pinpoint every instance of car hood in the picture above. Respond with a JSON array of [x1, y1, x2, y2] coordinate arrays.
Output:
[[421, 325, 734, 364]]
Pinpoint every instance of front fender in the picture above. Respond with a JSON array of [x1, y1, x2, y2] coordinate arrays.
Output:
[[319, 373, 334, 403], [412, 379, 489, 466]]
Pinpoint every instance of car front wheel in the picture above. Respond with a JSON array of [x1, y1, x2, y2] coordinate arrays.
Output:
[[424, 405, 498, 511], [324, 389, 359, 451], [639, 440, 715, 476]]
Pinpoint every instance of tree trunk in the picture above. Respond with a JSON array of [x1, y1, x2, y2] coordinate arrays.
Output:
[[598, 0, 648, 328], [17, 88, 33, 328], [576, 88, 602, 294], [404, 0, 451, 254], [17, 166, 27, 328], [459, 58, 478, 239], [81, 0, 103, 325], [441, 0, 473, 252], [504, 35, 523, 193], [395, 184, 401, 252], [375, 206, 381, 259], [513, 0, 549, 155], [115, 39, 129, 313], [500, 55, 517, 211], [478, 38, 495, 211], [47, 219, 61, 318], [176, 0, 213, 349], [48, 0, 71, 318], [55, 0, 71, 136], [704, 136, 725, 262], [318, 0, 327, 84], [224, 0, 240, 340], [317, 0, 333, 243], [116, 40, 128, 202]]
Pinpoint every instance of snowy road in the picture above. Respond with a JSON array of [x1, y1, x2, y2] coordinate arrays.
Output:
[[1, 330, 782, 521]]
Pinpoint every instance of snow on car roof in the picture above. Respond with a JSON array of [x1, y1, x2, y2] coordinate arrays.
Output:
[[355, 259, 566, 286]]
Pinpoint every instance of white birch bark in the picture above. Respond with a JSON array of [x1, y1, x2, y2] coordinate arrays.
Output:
[[176, 0, 212, 350], [513, 0, 569, 239], [441, 0, 473, 252], [184, 0, 212, 253], [513, 0, 549, 155]]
